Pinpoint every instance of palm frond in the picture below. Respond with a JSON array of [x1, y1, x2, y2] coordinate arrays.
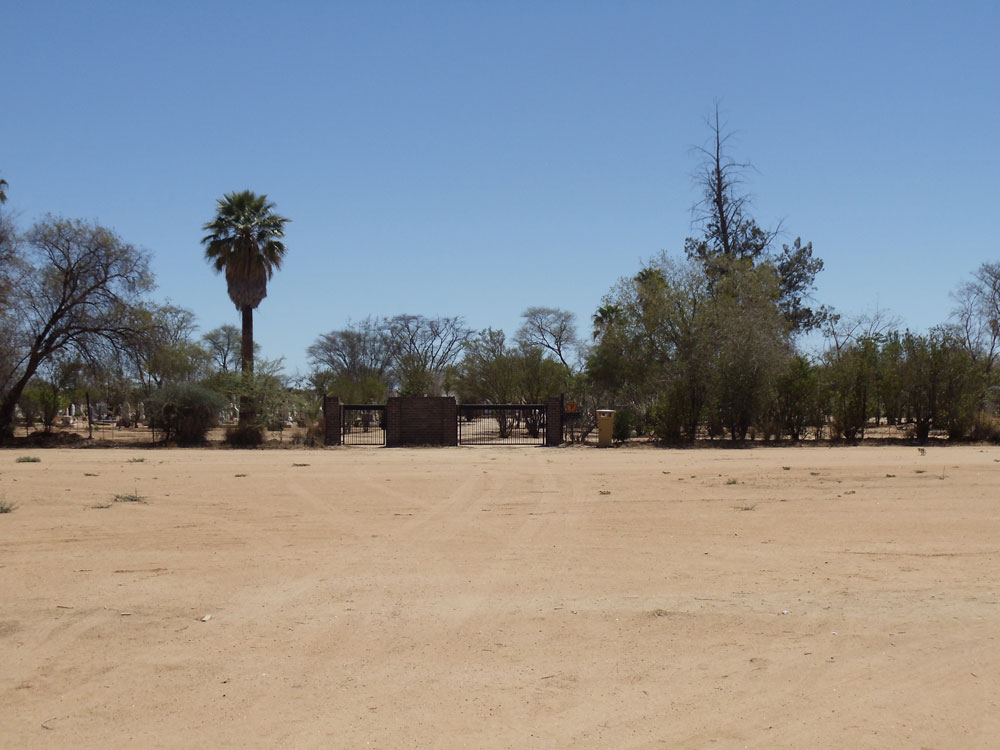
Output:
[[202, 190, 290, 309]]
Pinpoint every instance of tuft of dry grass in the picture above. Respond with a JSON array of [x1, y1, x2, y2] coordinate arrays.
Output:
[[114, 492, 145, 503]]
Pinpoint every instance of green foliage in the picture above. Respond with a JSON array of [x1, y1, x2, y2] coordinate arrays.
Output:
[[146, 383, 226, 445], [314, 373, 386, 406], [16, 385, 45, 430], [648, 384, 695, 444], [202, 191, 289, 312], [896, 328, 985, 441], [455, 329, 569, 406], [705, 260, 790, 443], [770, 354, 821, 440], [19, 378, 64, 433], [822, 334, 881, 440], [612, 408, 637, 443], [587, 256, 710, 434], [588, 254, 791, 443], [897, 331, 943, 443], [16, 455, 41, 463]]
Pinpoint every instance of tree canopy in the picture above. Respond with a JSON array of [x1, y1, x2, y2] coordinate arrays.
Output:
[[0, 217, 153, 441]]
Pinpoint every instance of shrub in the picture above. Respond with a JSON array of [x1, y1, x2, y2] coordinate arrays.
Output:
[[648, 386, 694, 444], [225, 423, 264, 447], [291, 418, 326, 447], [971, 412, 1000, 443], [146, 383, 227, 445], [16, 456, 41, 463], [613, 408, 637, 443]]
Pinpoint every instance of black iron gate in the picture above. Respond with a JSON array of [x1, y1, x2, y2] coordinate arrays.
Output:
[[458, 404, 547, 446], [341, 404, 386, 445]]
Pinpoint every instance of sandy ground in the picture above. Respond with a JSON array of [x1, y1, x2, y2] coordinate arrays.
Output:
[[1, 444, 999, 749]]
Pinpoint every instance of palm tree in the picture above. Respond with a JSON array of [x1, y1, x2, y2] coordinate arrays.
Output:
[[592, 304, 621, 340], [202, 190, 290, 424]]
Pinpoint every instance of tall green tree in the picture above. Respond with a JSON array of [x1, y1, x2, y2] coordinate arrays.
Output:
[[202, 190, 289, 425], [685, 107, 826, 333]]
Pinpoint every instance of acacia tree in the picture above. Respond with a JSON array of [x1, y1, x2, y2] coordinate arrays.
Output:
[[308, 317, 397, 387], [202, 324, 244, 374], [387, 314, 471, 396], [515, 307, 580, 370], [128, 304, 208, 394], [307, 314, 469, 400], [202, 190, 289, 426], [0, 217, 153, 442], [950, 262, 1000, 376]]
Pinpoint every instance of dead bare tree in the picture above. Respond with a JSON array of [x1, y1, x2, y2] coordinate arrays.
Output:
[[949, 262, 1000, 375], [515, 307, 579, 370]]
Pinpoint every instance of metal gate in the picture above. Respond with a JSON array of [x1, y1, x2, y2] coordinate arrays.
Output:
[[458, 404, 547, 446], [341, 404, 386, 445]]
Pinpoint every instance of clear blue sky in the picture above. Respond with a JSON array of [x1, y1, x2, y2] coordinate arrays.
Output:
[[4, 1, 998, 375]]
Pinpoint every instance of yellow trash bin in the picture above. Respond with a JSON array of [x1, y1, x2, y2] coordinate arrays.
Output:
[[597, 409, 615, 447]]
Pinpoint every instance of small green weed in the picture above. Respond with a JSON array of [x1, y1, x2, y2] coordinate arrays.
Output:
[[234, 473, 247, 478], [725, 478, 740, 485], [84, 472, 99, 477], [0, 500, 16, 513], [16, 456, 41, 463]]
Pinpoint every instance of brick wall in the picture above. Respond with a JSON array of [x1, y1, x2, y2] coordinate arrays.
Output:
[[386, 397, 457, 447], [323, 396, 341, 446]]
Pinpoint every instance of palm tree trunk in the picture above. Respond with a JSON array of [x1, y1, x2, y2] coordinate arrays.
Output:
[[240, 306, 255, 425]]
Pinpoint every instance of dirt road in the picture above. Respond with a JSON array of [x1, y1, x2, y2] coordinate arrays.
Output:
[[2, 445, 998, 748]]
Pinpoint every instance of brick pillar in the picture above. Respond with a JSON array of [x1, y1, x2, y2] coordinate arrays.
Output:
[[442, 397, 458, 446], [385, 398, 401, 446], [546, 395, 563, 446], [323, 396, 341, 446]]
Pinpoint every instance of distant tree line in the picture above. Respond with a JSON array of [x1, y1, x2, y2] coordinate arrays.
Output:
[[305, 112, 998, 445], [3, 110, 998, 446]]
